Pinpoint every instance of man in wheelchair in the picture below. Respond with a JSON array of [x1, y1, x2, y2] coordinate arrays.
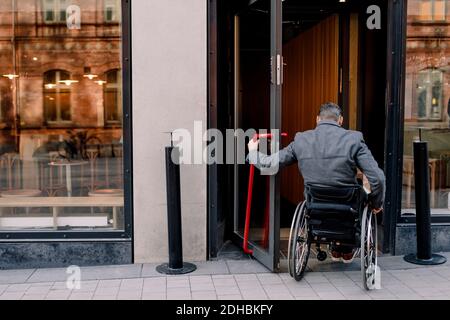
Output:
[[248, 102, 386, 264]]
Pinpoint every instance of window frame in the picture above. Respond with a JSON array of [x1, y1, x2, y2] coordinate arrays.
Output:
[[104, 0, 121, 23], [42, 0, 69, 24], [0, 0, 133, 242], [416, 0, 447, 22], [43, 69, 73, 125], [104, 69, 123, 126]]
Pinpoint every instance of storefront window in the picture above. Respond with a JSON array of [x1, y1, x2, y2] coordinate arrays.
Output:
[[0, 0, 125, 231], [403, 0, 450, 216]]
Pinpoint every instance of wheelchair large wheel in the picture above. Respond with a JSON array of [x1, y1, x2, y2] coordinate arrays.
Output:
[[360, 206, 378, 290], [288, 201, 311, 281]]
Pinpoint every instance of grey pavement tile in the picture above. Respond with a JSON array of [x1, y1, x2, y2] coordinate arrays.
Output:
[[5, 283, 31, 292], [0, 292, 24, 300], [142, 292, 166, 300], [143, 278, 166, 293], [117, 291, 142, 300], [295, 295, 320, 300], [309, 283, 339, 293], [192, 291, 217, 300], [267, 293, 294, 300], [342, 293, 373, 300], [22, 294, 47, 300], [93, 295, 117, 300], [26, 285, 52, 295], [190, 283, 215, 292], [262, 284, 291, 294], [141, 292, 166, 300], [393, 293, 423, 300], [97, 279, 122, 288], [69, 292, 94, 300], [94, 286, 120, 296], [227, 260, 270, 274], [0, 284, 7, 295], [77, 281, 99, 292], [0, 269, 35, 285], [257, 273, 283, 285], [424, 295, 450, 300], [304, 275, 332, 285], [317, 291, 346, 300], [45, 290, 71, 300], [218, 294, 243, 300], [214, 286, 241, 296], [234, 273, 258, 281], [140, 264, 163, 278], [51, 282, 69, 290], [189, 275, 214, 283], [286, 287, 317, 297], [336, 285, 367, 295], [189, 261, 229, 276], [167, 279, 190, 289], [120, 278, 144, 290], [213, 278, 237, 287], [80, 264, 142, 281], [167, 292, 192, 300], [26, 268, 67, 283]]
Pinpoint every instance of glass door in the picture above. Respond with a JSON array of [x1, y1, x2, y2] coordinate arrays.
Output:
[[233, 0, 282, 271]]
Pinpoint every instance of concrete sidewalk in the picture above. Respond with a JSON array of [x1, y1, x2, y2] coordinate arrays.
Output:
[[0, 253, 449, 300]]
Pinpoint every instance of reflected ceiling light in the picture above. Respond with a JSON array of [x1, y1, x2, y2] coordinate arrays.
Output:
[[83, 67, 98, 80], [339, 0, 346, 2], [2, 74, 19, 80], [58, 79, 79, 86], [32, 57, 38, 61], [45, 83, 56, 89], [94, 80, 107, 86]]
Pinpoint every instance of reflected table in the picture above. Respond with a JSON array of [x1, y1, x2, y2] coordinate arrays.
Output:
[[48, 160, 88, 197]]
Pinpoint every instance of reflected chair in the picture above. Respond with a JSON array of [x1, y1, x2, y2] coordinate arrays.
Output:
[[43, 151, 67, 196], [0, 152, 42, 214]]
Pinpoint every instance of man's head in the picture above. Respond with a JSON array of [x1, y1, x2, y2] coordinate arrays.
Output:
[[316, 102, 344, 126]]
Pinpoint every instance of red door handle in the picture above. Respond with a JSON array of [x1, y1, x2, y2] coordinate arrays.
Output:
[[243, 132, 288, 255]]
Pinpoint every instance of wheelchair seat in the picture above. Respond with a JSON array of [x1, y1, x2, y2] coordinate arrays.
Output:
[[304, 184, 367, 242]]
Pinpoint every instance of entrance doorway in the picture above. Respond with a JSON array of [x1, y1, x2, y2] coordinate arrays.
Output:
[[208, 0, 387, 271]]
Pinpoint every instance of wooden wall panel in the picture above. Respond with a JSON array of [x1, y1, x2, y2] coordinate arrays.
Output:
[[281, 15, 340, 205]]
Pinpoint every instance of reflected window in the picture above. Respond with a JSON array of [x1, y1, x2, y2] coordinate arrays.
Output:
[[418, 0, 447, 21], [416, 69, 443, 120], [43, 70, 72, 123], [43, 0, 69, 23], [105, 0, 120, 22], [104, 69, 122, 125]]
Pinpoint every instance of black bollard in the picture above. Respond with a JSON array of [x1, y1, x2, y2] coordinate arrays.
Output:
[[156, 144, 196, 275], [404, 142, 447, 265]]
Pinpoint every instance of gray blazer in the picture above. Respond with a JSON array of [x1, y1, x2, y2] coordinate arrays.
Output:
[[248, 120, 386, 208]]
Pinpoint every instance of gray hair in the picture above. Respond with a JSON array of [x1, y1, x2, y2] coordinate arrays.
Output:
[[318, 102, 343, 122]]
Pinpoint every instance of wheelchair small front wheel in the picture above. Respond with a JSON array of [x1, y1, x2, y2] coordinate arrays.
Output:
[[360, 206, 378, 290], [289, 202, 311, 281]]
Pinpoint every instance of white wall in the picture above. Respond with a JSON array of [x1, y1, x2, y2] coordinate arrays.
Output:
[[132, 0, 207, 263]]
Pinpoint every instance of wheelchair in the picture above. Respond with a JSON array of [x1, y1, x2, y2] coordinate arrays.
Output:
[[287, 184, 378, 290]]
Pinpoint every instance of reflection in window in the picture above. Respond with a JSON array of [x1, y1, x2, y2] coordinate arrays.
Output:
[[403, 0, 450, 216], [43, 70, 72, 123], [416, 69, 443, 120], [104, 69, 122, 124], [43, 0, 68, 23], [0, 0, 125, 232], [104, 0, 121, 22], [418, 0, 446, 21]]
